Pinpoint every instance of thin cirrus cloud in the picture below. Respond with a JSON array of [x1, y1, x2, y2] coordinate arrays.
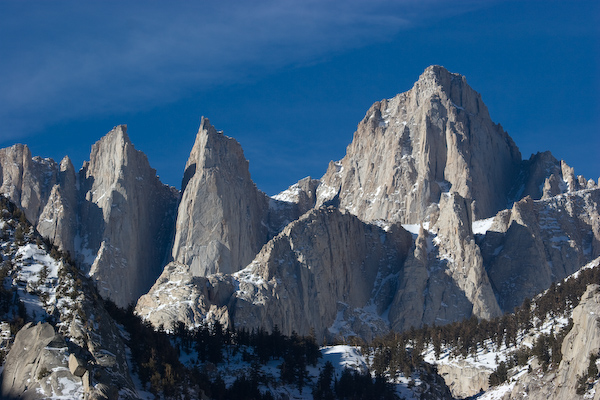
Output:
[[0, 0, 488, 141]]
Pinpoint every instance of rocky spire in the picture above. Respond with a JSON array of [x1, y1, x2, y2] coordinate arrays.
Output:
[[171, 117, 270, 276], [36, 156, 78, 255], [79, 125, 178, 308], [0, 143, 59, 224]]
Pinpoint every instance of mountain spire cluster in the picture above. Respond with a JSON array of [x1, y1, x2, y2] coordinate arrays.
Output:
[[0, 66, 598, 399]]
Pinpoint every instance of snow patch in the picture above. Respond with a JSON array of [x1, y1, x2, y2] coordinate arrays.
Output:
[[472, 217, 496, 235]]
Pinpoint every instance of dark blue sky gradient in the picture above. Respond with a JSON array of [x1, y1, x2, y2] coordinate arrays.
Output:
[[1, 1, 598, 195]]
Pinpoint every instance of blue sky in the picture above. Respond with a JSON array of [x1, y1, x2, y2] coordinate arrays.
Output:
[[1, 1, 598, 195]]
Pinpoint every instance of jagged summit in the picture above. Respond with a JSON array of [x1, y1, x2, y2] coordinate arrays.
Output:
[[316, 65, 522, 224], [79, 125, 179, 307], [1, 125, 179, 308], [171, 117, 270, 277], [181, 116, 246, 191], [416, 65, 490, 118], [0, 65, 599, 399], [1, 65, 598, 333]]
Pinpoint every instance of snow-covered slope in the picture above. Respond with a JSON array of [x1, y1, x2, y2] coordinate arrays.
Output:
[[0, 196, 139, 399], [425, 256, 600, 399]]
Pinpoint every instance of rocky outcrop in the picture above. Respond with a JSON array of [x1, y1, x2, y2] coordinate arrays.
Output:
[[513, 152, 597, 202], [437, 360, 491, 398], [171, 117, 270, 277], [1, 322, 83, 399], [0, 147, 79, 255], [510, 151, 563, 201], [481, 188, 600, 312], [0, 144, 59, 225], [431, 193, 501, 320], [36, 156, 78, 255], [316, 65, 522, 224], [79, 125, 178, 308], [269, 176, 320, 232], [555, 284, 600, 397], [0, 318, 129, 400], [0, 127, 179, 309], [0, 199, 138, 399], [388, 192, 501, 331], [58, 270, 138, 400], [135, 261, 234, 330]]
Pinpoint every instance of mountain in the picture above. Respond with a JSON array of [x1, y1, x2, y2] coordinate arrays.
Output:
[[1, 66, 597, 335], [79, 125, 178, 308], [0, 65, 598, 399], [0, 126, 179, 308], [171, 117, 271, 277], [135, 66, 598, 340], [316, 66, 521, 223]]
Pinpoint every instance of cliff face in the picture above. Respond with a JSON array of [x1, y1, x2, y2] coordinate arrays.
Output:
[[316, 65, 522, 224], [230, 207, 414, 342], [555, 284, 600, 398], [36, 156, 78, 256], [78, 125, 178, 308], [481, 188, 600, 312], [388, 192, 502, 332], [138, 207, 414, 342], [171, 117, 270, 277], [0, 126, 179, 308], [0, 144, 60, 226]]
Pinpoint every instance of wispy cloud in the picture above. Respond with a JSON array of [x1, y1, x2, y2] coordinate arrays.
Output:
[[0, 0, 488, 140]]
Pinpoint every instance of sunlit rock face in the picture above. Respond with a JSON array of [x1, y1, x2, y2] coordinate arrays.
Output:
[[171, 117, 271, 277], [0, 132, 179, 308], [1, 66, 598, 348], [136, 66, 598, 342], [316, 65, 522, 224], [506, 284, 600, 400]]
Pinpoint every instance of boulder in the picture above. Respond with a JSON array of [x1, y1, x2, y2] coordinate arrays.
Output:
[[69, 353, 87, 377], [1, 322, 82, 399], [438, 360, 491, 398]]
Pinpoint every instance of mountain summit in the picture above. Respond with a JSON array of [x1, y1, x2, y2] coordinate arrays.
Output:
[[135, 66, 599, 341], [0, 65, 599, 399], [171, 117, 270, 277], [0, 65, 597, 330], [317, 65, 524, 224]]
